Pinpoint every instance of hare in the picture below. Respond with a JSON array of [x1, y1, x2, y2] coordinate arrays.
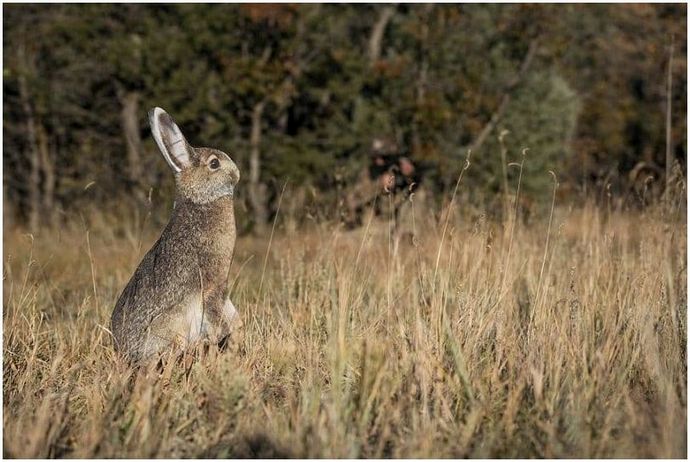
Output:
[[111, 107, 241, 363]]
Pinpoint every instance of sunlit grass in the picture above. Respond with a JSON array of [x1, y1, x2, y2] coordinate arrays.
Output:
[[3, 194, 686, 458]]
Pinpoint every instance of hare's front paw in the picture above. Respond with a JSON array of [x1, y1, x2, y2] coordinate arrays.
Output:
[[216, 298, 243, 351], [222, 298, 238, 322]]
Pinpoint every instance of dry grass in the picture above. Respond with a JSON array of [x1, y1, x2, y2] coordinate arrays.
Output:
[[3, 193, 687, 458]]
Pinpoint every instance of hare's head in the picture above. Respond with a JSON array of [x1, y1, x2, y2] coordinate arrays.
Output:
[[149, 107, 240, 204]]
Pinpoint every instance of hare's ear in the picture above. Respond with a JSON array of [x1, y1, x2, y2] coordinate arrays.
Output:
[[149, 107, 194, 173]]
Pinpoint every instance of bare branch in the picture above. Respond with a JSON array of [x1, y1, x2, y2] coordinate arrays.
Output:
[[469, 39, 539, 155], [368, 5, 396, 65]]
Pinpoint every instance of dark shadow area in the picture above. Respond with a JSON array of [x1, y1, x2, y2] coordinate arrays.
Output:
[[199, 432, 295, 459]]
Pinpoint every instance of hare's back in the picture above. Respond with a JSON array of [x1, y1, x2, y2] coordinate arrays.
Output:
[[111, 236, 200, 360]]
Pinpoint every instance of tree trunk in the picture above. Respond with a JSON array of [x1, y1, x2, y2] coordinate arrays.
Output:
[[368, 5, 395, 65], [3, 180, 13, 231], [411, 5, 431, 156], [664, 36, 674, 211], [118, 89, 145, 203], [37, 123, 56, 228], [17, 47, 41, 233], [248, 100, 268, 233]]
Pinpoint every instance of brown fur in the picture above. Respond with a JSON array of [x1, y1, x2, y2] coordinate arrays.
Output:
[[111, 109, 240, 363]]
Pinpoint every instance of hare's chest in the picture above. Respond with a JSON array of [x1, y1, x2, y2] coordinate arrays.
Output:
[[198, 233, 235, 268]]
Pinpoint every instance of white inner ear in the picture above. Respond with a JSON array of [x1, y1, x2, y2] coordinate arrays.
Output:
[[151, 107, 190, 173], [166, 123, 191, 167]]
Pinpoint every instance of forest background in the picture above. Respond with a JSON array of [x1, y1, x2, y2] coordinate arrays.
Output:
[[3, 4, 686, 231]]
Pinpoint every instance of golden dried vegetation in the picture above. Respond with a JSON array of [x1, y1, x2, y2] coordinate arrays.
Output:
[[3, 191, 687, 458]]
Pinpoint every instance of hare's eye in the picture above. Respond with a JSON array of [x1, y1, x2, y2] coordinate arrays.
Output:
[[209, 158, 220, 170]]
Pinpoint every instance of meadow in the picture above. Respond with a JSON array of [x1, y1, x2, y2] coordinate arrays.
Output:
[[3, 189, 687, 458]]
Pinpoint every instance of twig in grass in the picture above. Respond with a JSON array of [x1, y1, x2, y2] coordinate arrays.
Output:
[[355, 195, 378, 268], [387, 192, 393, 319], [85, 230, 99, 309], [227, 254, 255, 300], [259, 180, 288, 297], [409, 183, 429, 304], [499, 130, 511, 223]]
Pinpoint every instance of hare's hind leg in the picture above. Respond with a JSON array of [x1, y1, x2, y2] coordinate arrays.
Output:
[[141, 298, 205, 359]]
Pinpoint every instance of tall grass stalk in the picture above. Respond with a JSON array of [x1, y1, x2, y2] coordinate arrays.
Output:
[[498, 148, 527, 304], [536, 171, 559, 309], [258, 181, 288, 297], [434, 150, 471, 282]]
